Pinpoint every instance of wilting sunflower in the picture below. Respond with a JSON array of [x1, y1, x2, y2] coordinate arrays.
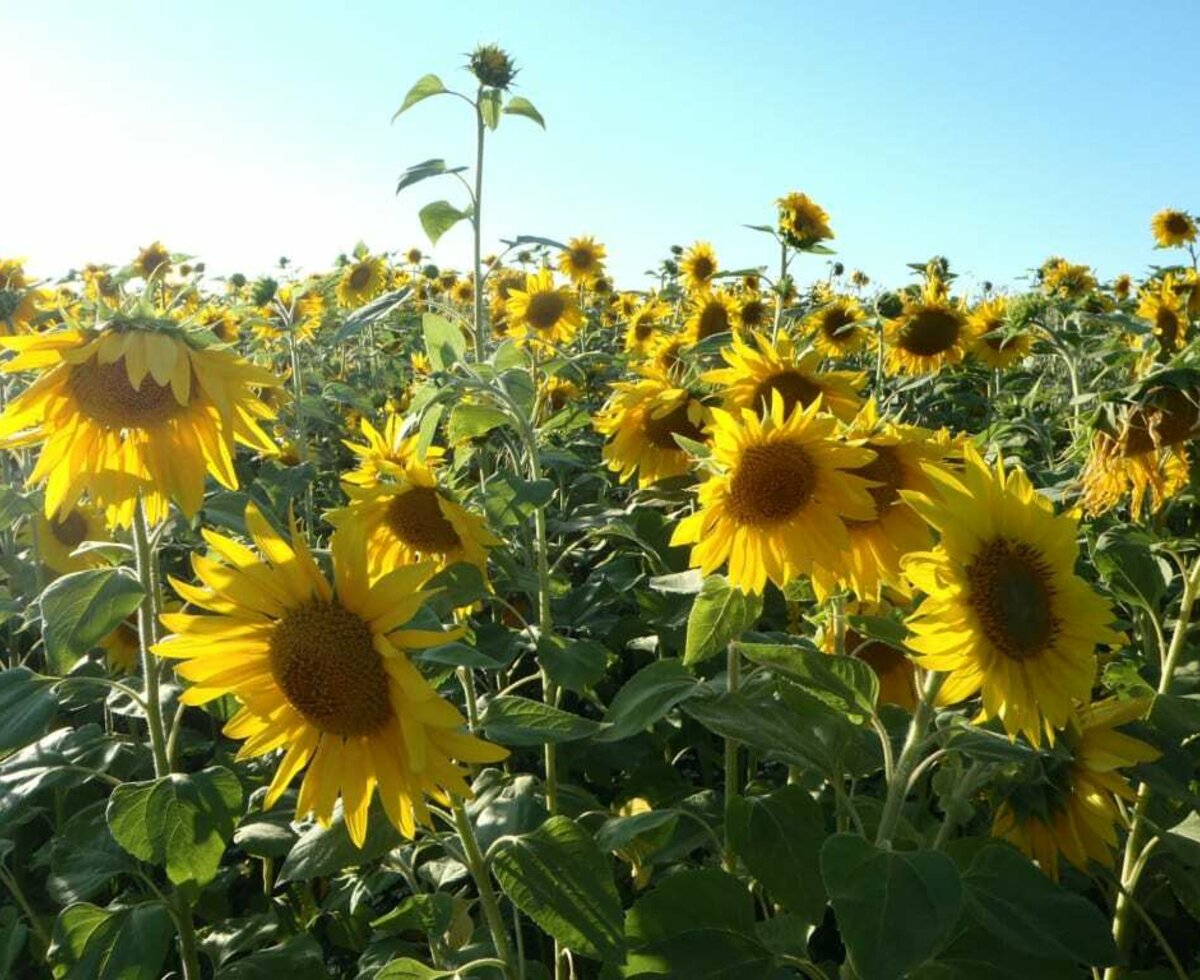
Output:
[[0, 322, 280, 527], [1151, 208, 1197, 248], [683, 289, 739, 345], [810, 401, 945, 601], [902, 446, 1118, 746], [885, 279, 970, 375], [992, 698, 1159, 880], [680, 242, 718, 293], [505, 268, 582, 348], [557, 236, 607, 285], [670, 394, 876, 594], [337, 255, 388, 309], [969, 297, 1033, 370], [36, 503, 110, 576], [802, 296, 869, 357], [624, 296, 671, 356], [342, 411, 446, 487], [595, 372, 709, 487], [135, 242, 171, 280], [776, 192, 834, 249], [702, 331, 865, 423], [1136, 276, 1190, 355], [327, 462, 500, 581], [156, 502, 506, 845]]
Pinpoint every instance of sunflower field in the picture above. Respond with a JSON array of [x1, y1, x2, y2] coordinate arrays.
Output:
[[2, 44, 1200, 980]]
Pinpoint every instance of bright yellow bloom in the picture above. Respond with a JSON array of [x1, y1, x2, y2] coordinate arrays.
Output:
[[624, 297, 671, 356], [1136, 276, 1190, 354], [1041, 258, 1097, 299], [505, 268, 582, 348], [776, 192, 834, 249], [557, 236, 607, 285], [342, 412, 446, 487], [680, 242, 718, 293], [902, 446, 1118, 746], [337, 255, 388, 309], [1150, 208, 1197, 248], [884, 279, 970, 375], [595, 373, 710, 487], [802, 296, 869, 357], [156, 502, 506, 846], [968, 297, 1033, 369], [683, 289, 738, 345]]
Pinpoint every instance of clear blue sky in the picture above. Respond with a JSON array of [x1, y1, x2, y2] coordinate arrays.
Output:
[[3, 0, 1197, 292]]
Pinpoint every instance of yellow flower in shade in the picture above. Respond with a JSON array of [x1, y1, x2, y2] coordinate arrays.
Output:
[[450, 277, 475, 306], [135, 242, 171, 280], [1112, 274, 1133, 302], [615, 292, 641, 321], [736, 291, 771, 333], [156, 502, 506, 846], [901, 446, 1118, 746], [992, 698, 1159, 880], [647, 330, 691, 383], [342, 412, 446, 487], [885, 279, 970, 375], [680, 242, 718, 293], [195, 304, 240, 344], [327, 463, 501, 582], [776, 192, 834, 249], [810, 401, 945, 602], [36, 504, 110, 576], [669, 394, 877, 594], [337, 255, 388, 309], [624, 297, 671, 356], [1136, 276, 1190, 354], [684, 289, 739, 345], [0, 259, 49, 334], [968, 297, 1033, 369], [557, 236, 607, 285], [819, 600, 918, 711], [802, 296, 869, 357], [1150, 208, 1197, 248], [1041, 258, 1097, 300], [702, 331, 865, 423], [100, 619, 140, 673], [0, 323, 280, 528], [595, 373, 710, 487], [255, 285, 325, 344], [540, 376, 581, 418], [505, 268, 583, 348]]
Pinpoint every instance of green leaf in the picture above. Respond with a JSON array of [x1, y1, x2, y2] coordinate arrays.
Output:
[[483, 472, 555, 528], [479, 89, 502, 130], [106, 766, 243, 887], [492, 815, 625, 961], [538, 635, 608, 693], [423, 562, 489, 610], [625, 868, 775, 978], [217, 934, 329, 979], [503, 96, 546, 128], [911, 924, 1080, 980], [481, 696, 601, 746], [1093, 527, 1169, 611], [422, 311, 466, 370], [961, 843, 1116, 965], [447, 402, 511, 444], [48, 902, 173, 980], [371, 893, 453, 937], [594, 808, 679, 853], [395, 157, 468, 195], [276, 797, 403, 884], [737, 641, 879, 724], [820, 834, 963, 980], [47, 801, 137, 905], [0, 725, 116, 815], [684, 575, 761, 666], [376, 958, 457, 979], [596, 659, 702, 742], [0, 668, 58, 752], [727, 785, 827, 926], [39, 569, 144, 674], [0, 909, 25, 979], [418, 200, 471, 246], [392, 73, 448, 119]]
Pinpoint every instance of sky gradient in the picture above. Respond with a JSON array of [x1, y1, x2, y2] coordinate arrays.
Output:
[[3, 0, 1197, 293]]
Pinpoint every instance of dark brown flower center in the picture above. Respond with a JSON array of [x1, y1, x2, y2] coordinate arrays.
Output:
[[728, 440, 817, 525], [68, 356, 187, 429], [750, 370, 822, 417], [899, 309, 962, 357], [740, 299, 769, 328], [1155, 307, 1182, 350], [965, 538, 1059, 660], [688, 255, 715, 282], [820, 307, 858, 340], [386, 486, 462, 554], [268, 601, 392, 736], [51, 510, 89, 548], [526, 292, 566, 332], [1164, 212, 1192, 236], [348, 264, 373, 291], [643, 402, 705, 449], [846, 444, 904, 526], [695, 300, 730, 340]]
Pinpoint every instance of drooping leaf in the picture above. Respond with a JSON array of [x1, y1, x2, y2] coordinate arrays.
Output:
[[395, 158, 468, 195], [48, 902, 173, 980], [418, 200, 472, 246], [392, 74, 449, 119], [0, 668, 58, 752], [478, 89, 502, 130], [737, 641, 879, 723], [39, 569, 144, 674], [276, 797, 403, 884], [421, 311, 466, 369], [595, 659, 702, 742], [503, 96, 546, 128], [684, 575, 761, 666]]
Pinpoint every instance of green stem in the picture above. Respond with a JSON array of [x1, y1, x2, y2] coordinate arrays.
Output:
[[452, 801, 515, 978], [932, 761, 985, 850], [1105, 555, 1200, 979], [723, 641, 741, 871], [471, 90, 487, 362], [875, 670, 945, 848], [132, 498, 170, 778], [173, 893, 202, 980], [0, 865, 51, 957], [287, 333, 315, 537]]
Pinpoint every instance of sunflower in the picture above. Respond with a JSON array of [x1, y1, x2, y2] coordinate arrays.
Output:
[[680, 242, 718, 293], [540, 376, 581, 417], [670, 394, 877, 594], [1150, 208, 1197, 248], [36, 503, 110, 576], [902, 446, 1118, 746], [683, 289, 739, 345], [0, 322, 280, 527], [647, 330, 690, 382], [702, 331, 865, 423], [818, 599, 918, 712], [327, 462, 500, 581], [557, 236, 607, 285], [624, 297, 671, 356], [776, 192, 834, 249], [1136, 276, 1190, 354], [342, 411, 446, 487], [405, 247, 424, 266], [809, 401, 945, 601], [1041, 259, 1097, 300], [736, 292, 771, 332], [337, 255, 388, 309], [82, 264, 122, 306], [505, 268, 582, 348], [992, 698, 1159, 880], [594, 372, 709, 487], [802, 296, 869, 357], [884, 279, 970, 375], [969, 297, 1033, 370], [135, 242, 171, 280], [255, 285, 325, 344], [100, 619, 140, 673], [156, 502, 506, 846], [195, 304, 240, 344], [1112, 274, 1133, 302]]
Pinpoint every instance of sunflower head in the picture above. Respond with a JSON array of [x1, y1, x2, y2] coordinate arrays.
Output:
[[558, 236, 607, 285], [337, 256, 388, 309], [1151, 208, 1197, 248], [1136, 276, 1190, 355], [468, 43, 518, 90], [776, 192, 834, 249], [803, 296, 868, 356], [885, 279, 970, 375], [684, 289, 738, 345], [680, 242, 718, 293], [135, 242, 171, 280], [969, 296, 1033, 369], [1041, 258, 1097, 300], [505, 268, 582, 348]]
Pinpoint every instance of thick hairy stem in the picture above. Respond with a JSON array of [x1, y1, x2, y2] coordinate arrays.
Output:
[[875, 670, 945, 848], [471, 93, 487, 362], [723, 642, 742, 871], [452, 802, 516, 978], [132, 499, 170, 778]]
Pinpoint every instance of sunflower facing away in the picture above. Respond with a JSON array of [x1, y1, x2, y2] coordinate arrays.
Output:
[[505, 268, 583, 348], [702, 331, 865, 423], [680, 242, 718, 293], [342, 411, 446, 487], [902, 446, 1118, 746], [885, 278, 970, 375], [992, 697, 1159, 880], [776, 192, 834, 249], [594, 372, 710, 487], [0, 322, 280, 527], [968, 296, 1033, 370], [801, 296, 870, 357], [337, 255, 389, 309], [670, 393, 877, 594], [1150, 208, 1197, 249], [156, 502, 506, 845], [557, 236, 607, 285]]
